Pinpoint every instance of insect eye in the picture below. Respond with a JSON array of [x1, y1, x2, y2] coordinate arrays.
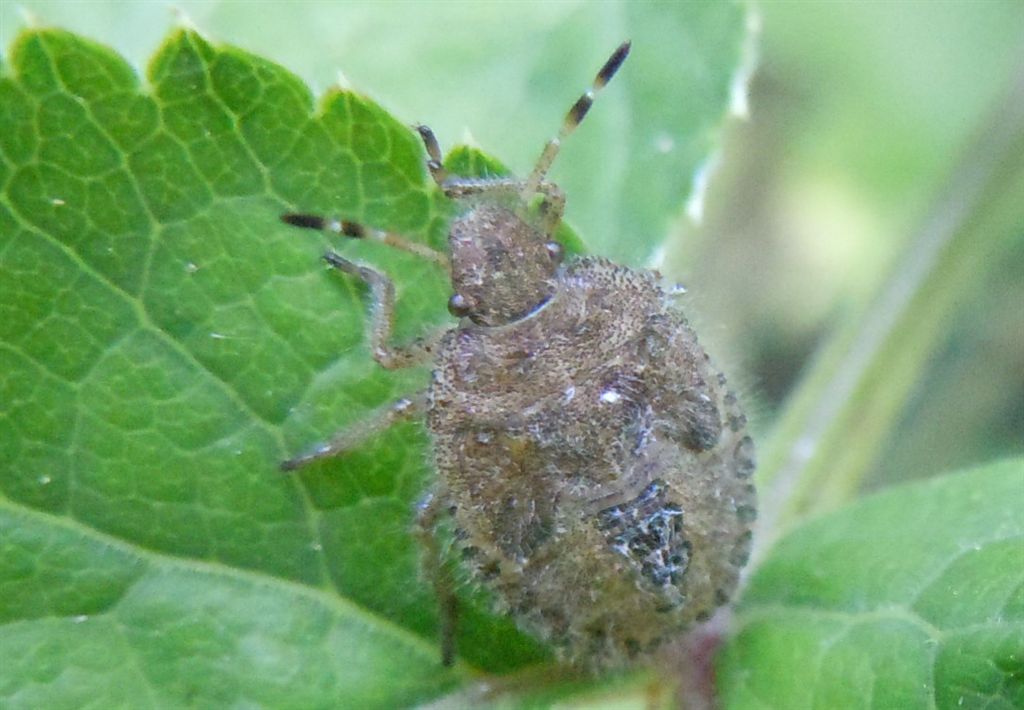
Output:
[[545, 241, 564, 264], [448, 293, 472, 318]]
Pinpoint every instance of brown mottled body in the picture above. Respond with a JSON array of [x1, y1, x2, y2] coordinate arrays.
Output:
[[280, 41, 756, 668], [428, 253, 755, 664]]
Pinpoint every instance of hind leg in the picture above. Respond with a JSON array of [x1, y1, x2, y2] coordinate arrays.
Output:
[[415, 490, 459, 666], [280, 392, 426, 471]]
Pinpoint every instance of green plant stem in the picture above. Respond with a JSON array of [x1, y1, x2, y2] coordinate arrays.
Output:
[[752, 55, 1024, 565]]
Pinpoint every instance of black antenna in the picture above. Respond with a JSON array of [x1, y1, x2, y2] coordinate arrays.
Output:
[[522, 41, 631, 197]]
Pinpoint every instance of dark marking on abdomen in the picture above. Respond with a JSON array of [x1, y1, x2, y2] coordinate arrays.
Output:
[[596, 480, 690, 589]]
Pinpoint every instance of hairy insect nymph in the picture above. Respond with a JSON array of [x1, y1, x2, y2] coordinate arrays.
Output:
[[279, 40, 756, 669]]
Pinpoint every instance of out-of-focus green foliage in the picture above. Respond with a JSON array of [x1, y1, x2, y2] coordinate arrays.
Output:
[[681, 1, 1024, 489]]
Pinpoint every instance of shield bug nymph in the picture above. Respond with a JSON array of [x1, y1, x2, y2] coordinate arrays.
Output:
[[280, 41, 756, 668]]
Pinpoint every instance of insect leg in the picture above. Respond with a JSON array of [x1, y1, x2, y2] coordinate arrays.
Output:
[[440, 177, 567, 237], [414, 124, 449, 186], [280, 213, 450, 271], [415, 490, 459, 667], [535, 183, 566, 237], [399, 123, 573, 232], [280, 392, 426, 471], [323, 251, 446, 370]]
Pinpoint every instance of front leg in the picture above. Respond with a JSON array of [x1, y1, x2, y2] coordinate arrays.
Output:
[[323, 251, 445, 370], [438, 179, 566, 238]]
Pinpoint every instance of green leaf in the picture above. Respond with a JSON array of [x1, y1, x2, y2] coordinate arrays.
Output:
[[0, 27, 504, 707], [0, 507, 455, 707], [0, 12, 746, 706], [719, 459, 1024, 709]]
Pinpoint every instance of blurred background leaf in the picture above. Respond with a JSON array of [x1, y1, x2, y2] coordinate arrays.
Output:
[[675, 1, 1024, 503]]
